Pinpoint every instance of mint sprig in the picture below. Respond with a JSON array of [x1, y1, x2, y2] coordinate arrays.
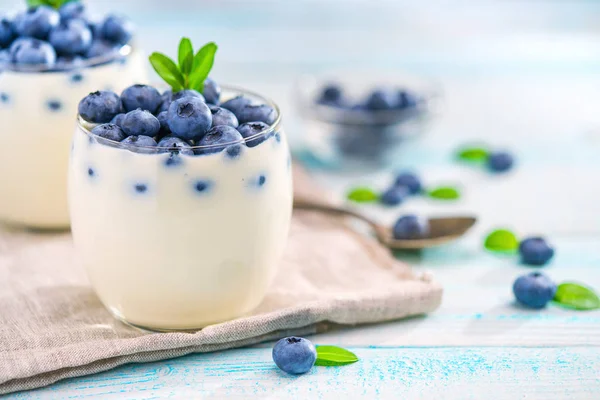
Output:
[[315, 346, 359, 366], [26, 0, 76, 9], [149, 38, 217, 93]]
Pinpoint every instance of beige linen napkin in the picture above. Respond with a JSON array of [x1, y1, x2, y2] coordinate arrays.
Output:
[[0, 167, 442, 395]]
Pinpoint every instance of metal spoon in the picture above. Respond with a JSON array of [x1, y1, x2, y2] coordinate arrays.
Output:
[[294, 196, 477, 250]]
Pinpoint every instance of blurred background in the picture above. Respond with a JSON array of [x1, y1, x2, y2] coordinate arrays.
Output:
[[3, 0, 600, 235]]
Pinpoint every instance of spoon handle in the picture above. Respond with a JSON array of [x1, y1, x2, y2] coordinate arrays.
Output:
[[293, 196, 383, 232]]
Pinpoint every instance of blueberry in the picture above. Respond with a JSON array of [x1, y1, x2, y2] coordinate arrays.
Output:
[[0, 49, 9, 64], [11, 38, 56, 66], [87, 21, 102, 38], [100, 14, 133, 45], [157, 111, 171, 135], [49, 19, 92, 56], [121, 135, 158, 154], [519, 237, 555, 266], [69, 72, 84, 82], [134, 183, 147, 193], [110, 113, 126, 127], [0, 92, 9, 103], [91, 123, 125, 142], [397, 90, 417, 109], [237, 122, 270, 148], [14, 6, 59, 40], [193, 179, 213, 193], [59, 2, 86, 22], [167, 97, 212, 141], [272, 337, 316, 375], [46, 99, 62, 111], [513, 272, 557, 309], [380, 186, 410, 206], [172, 89, 205, 103], [121, 84, 162, 114], [157, 136, 194, 156], [158, 90, 172, 113], [209, 106, 238, 128], [196, 125, 244, 155], [394, 172, 422, 195], [78, 90, 122, 123], [235, 104, 277, 125], [365, 89, 396, 110], [317, 84, 343, 105], [488, 151, 514, 173], [85, 39, 116, 59], [392, 215, 430, 240], [220, 95, 253, 115], [57, 55, 84, 68], [0, 18, 15, 48], [203, 77, 221, 104], [121, 109, 160, 137]]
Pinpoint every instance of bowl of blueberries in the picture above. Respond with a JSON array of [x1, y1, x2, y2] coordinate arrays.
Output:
[[295, 72, 440, 171]]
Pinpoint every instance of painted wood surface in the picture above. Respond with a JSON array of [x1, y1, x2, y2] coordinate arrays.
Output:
[[1, 0, 599, 398]]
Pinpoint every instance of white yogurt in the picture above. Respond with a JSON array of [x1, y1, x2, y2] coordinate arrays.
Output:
[[0, 48, 147, 229], [68, 116, 293, 330]]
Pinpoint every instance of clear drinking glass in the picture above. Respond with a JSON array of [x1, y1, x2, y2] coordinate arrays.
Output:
[[0, 45, 147, 229], [68, 87, 293, 331]]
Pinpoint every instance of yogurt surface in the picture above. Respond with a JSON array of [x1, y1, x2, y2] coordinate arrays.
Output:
[[0, 49, 146, 228], [68, 120, 293, 329]]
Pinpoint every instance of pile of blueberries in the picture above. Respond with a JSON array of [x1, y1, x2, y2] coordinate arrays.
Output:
[[78, 81, 278, 156], [0, 1, 132, 68], [316, 83, 418, 112]]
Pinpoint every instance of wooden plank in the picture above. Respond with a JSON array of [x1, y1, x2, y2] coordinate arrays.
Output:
[[7, 347, 600, 399]]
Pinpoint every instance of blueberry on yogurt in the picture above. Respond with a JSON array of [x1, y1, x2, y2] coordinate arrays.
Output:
[[59, 2, 87, 22], [196, 125, 244, 155], [220, 95, 253, 115], [235, 104, 277, 125], [14, 6, 60, 40], [121, 109, 160, 137], [209, 106, 238, 128], [100, 14, 133, 45], [203, 77, 221, 104], [121, 84, 163, 114], [237, 122, 269, 148], [121, 135, 158, 154], [172, 89, 205, 103], [78, 90, 122, 123], [0, 18, 15, 48], [167, 96, 212, 141], [49, 19, 92, 56], [157, 136, 194, 156], [91, 123, 126, 142], [11, 38, 56, 65]]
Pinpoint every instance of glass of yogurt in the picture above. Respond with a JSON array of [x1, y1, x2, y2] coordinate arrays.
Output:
[[69, 78, 293, 330], [0, 2, 146, 229]]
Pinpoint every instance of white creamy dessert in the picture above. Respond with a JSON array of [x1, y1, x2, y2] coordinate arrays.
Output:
[[0, 48, 146, 228], [69, 119, 292, 330]]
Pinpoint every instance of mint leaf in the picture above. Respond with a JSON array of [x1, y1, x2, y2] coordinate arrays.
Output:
[[554, 283, 600, 310], [27, 0, 76, 8], [315, 346, 359, 366], [178, 38, 194, 76], [457, 146, 489, 162], [189, 42, 218, 93], [428, 186, 460, 200], [484, 229, 519, 253], [149, 52, 184, 92], [347, 187, 379, 203]]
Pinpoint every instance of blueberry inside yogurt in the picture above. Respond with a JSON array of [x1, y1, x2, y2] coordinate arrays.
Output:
[[69, 38, 292, 330]]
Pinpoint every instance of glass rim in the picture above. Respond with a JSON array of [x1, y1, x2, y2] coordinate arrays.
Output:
[[1, 43, 134, 74], [77, 84, 282, 152]]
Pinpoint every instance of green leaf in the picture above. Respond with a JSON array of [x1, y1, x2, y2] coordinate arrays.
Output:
[[484, 229, 519, 253], [346, 187, 379, 203], [554, 283, 600, 310], [178, 38, 194, 76], [428, 186, 460, 200], [27, 0, 76, 8], [149, 52, 185, 92], [314, 346, 359, 366], [189, 42, 218, 92], [457, 146, 489, 162]]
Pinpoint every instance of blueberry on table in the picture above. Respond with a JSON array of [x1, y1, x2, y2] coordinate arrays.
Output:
[[10, 38, 56, 66], [0, 18, 15, 48], [513, 272, 557, 309], [365, 89, 396, 110], [393, 215, 430, 240], [78, 91, 122, 123], [14, 6, 59, 40], [121, 84, 162, 114], [235, 104, 277, 125], [91, 123, 126, 142], [519, 237, 554, 266], [272, 337, 316, 375], [49, 20, 92, 56], [317, 84, 343, 105], [172, 89, 205, 103], [59, 2, 86, 22], [487, 151, 514, 173], [238, 122, 270, 148], [209, 106, 239, 128], [167, 97, 212, 141], [203, 77, 221, 104], [121, 135, 158, 154], [100, 14, 133, 45], [394, 172, 422, 195], [380, 186, 410, 206], [196, 125, 244, 155], [220, 95, 253, 115], [85, 39, 117, 59], [121, 109, 160, 137], [157, 136, 194, 156]]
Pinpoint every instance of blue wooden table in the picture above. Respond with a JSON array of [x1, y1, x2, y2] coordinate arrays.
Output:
[[3, 0, 600, 398]]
